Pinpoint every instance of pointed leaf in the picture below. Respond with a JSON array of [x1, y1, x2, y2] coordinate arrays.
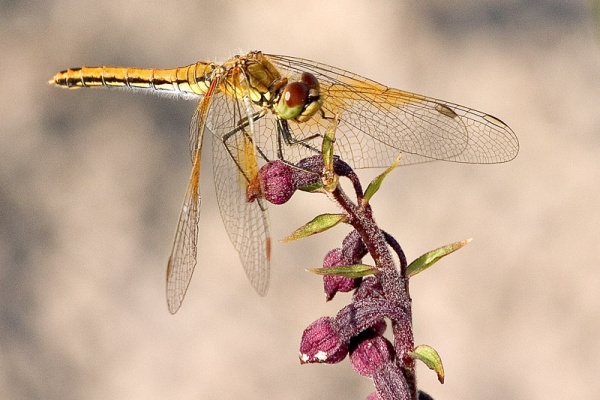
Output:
[[298, 181, 324, 193], [282, 213, 347, 243], [307, 264, 378, 278], [410, 344, 445, 384], [407, 239, 472, 277], [363, 154, 402, 204]]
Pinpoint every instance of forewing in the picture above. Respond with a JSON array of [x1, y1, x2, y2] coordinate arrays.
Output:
[[264, 54, 519, 168], [206, 91, 271, 296]]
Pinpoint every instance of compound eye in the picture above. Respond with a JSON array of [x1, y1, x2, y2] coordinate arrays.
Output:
[[283, 81, 309, 108], [296, 72, 323, 122], [276, 81, 309, 120], [301, 72, 319, 92]]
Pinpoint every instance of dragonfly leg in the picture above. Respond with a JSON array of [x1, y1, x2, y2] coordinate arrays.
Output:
[[275, 119, 321, 160], [218, 109, 274, 187], [221, 110, 271, 163]]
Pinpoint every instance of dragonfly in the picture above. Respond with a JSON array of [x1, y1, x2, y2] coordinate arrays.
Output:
[[49, 51, 518, 313]]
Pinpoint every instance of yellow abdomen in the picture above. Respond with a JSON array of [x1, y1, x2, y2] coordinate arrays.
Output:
[[49, 63, 216, 97]]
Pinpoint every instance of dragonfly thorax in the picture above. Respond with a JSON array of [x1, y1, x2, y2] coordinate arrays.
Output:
[[238, 52, 324, 123]]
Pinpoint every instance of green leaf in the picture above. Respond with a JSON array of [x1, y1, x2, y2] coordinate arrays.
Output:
[[282, 213, 347, 243], [307, 264, 378, 278], [406, 239, 472, 277], [298, 181, 323, 193], [410, 344, 445, 384], [362, 155, 402, 204]]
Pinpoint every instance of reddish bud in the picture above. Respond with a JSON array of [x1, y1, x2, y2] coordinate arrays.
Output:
[[295, 155, 324, 174], [342, 230, 368, 263], [350, 332, 395, 377], [352, 276, 385, 302], [299, 317, 348, 364], [323, 248, 361, 301], [258, 160, 297, 204]]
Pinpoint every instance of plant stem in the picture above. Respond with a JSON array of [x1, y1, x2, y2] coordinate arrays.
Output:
[[328, 180, 417, 399]]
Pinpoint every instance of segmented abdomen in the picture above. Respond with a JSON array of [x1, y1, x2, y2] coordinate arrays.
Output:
[[49, 63, 214, 97]]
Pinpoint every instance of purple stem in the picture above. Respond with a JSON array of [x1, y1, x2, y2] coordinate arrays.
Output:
[[328, 179, 416, 398]]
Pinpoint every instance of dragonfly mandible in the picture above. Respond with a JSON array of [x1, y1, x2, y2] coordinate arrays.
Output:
[[49, 51, 518, 313]]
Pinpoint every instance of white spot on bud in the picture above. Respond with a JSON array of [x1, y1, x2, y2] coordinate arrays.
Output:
[[315, 350, 328, 361]]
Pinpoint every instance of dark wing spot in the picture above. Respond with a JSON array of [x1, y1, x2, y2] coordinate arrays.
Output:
[[483, 113, 509, 128], [435, 103, 458, 119]]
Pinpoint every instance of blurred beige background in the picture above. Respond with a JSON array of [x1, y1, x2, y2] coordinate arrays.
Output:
[[1, 0, 599, 399]]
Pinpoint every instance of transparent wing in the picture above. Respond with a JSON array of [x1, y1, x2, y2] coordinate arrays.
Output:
[[207, 90, 271, 296], [166, 80, 218, 314], [165, 148, 201, 314], [261, 53, 519, 168]]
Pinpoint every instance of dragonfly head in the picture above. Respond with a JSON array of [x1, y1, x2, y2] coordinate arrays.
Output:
[[275, 72, 323, 122]]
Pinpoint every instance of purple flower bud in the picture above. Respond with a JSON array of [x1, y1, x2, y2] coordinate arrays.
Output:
[[258, 160, 297, 204], [295, 155, 353, 178], [323, 248, 345, 268], [323, 248, 361, 301], [342, 230, 368, 263], [353, 276, 385, 302], [295, 155, 325, 174], [299, 317, 348, 364], [350, 332, 395, 377], [293, 165, 321, 190]]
